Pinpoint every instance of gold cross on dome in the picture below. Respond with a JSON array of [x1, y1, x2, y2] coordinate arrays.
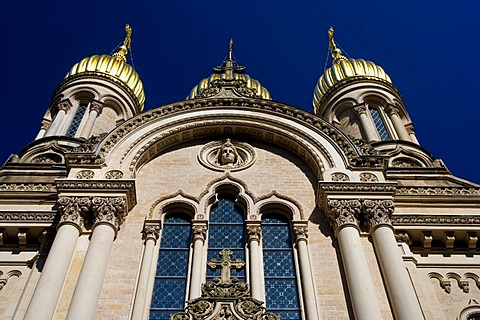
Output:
[[207, 249, 245, 283]]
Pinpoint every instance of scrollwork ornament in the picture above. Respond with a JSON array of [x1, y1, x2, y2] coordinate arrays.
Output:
[[246, 225, 261, 242], [75, 170, 94, 179], [91, 197, 127, 229], [331, 172, 349, 181], [169, 312, 190, 320], [237, 298, 264, 318], [105, 170, 123, 179], [360, 172, 378, 182], [58, 196, 91, 227], [192, 225, 207, 242], [325, 199, 361, 231], [142, 224, 160, 242], [188, 299, 214, 318], [293, 226, 308, 242], [364, 199, 394, 229]]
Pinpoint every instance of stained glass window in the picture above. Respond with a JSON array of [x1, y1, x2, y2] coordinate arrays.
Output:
[[262, 215, 301, 320], [370, 108, 390, 140], [66, 104, 88, 137], [149, 213, 191, 320], [207, 195, 245, 282]]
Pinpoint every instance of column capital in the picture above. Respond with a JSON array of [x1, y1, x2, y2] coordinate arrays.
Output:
[[57, 196, 90, 231], [91, 196, 127, 231], [353, 104, 367, 116], [293, 225, 308, 243], [246, 225, 262, 243], [364, 199, 394, 230], [325, 199, 361, 232], [57, 100, 72, 112], [89, 101, 104, 115], [40, 119, 50, 130], [405, 125, 415, 134], [142, 223, 160, 243], [192, 225, 207, 242], [385, 105, 400, 117]]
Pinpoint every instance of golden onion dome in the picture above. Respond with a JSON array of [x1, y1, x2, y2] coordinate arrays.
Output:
[[187, 39, 272, 100], [313, 27, 393, 114], [65, 25, 145, 110]]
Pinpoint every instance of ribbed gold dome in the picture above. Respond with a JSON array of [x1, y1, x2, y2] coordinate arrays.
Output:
[[313, 27, 393, 114], [187, 72, 271, 100], [187, 39, 271, 101], [65, 25, 145, 110]]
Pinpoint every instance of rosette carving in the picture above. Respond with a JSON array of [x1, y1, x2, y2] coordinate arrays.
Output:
[[58, 196, 91, 227], [364, 199, 394, 228], [91, 197, 127, 229], [325, 199, 361, 230]]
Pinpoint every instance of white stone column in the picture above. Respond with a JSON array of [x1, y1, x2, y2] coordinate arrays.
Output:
[[406, 125, 420, 145], [189, 224, 207, 299], [66, 197, 127, 320], [326, 199, 383, 320], [246, 224, 262, 301], [131, 222, 160, 320], [365, 200, 424, 320], [293, 225, 320, 320], [386, 106, 410, 141], [24, 196, 87, 320], [45, 101, 71, 137], [354, 105, 378, 142], [80, 102, 102, 138], [35, 120, 50, 140]]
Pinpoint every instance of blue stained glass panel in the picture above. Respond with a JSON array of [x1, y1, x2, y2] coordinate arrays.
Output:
[[370, 108, 390, 140], [66, 104, 87, 137], [149, 213, 192, 318], [263, 250, 295, 277]]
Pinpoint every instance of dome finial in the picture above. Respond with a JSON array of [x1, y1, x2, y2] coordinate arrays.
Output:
[[113, 24, 132, 61], [328, 26, 346, 61], [228, 38, 234, 61]]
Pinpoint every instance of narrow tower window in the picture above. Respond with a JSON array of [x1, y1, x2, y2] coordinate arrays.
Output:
[[66, 104, 88, 137], [369, 108, 390, 140], [262, 215, 301, 319], [149, 213, 192, 320], [207, 195, 246, 282]]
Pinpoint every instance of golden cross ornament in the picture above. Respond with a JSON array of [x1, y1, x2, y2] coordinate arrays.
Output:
[[207, 249, 245, 283]]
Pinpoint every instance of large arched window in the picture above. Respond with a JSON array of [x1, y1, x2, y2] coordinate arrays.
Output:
[[262, 214, 301, 319], [149, 213, 192, 320], [206, 195, 246, 282]]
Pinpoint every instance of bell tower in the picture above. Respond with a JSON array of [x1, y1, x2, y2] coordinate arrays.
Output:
[[36, 24, 145, 140], [313, 27, 419, 144]]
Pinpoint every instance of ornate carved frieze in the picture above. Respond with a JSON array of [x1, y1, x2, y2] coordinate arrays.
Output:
[[429, 272, 476, 294], [363, 199, 394, 228], [91, 197, 127, 229], [58, 196, 91, 227], [0, 212, 56, 222], [142, 223, 160, 242], [0, 183, 57, 192], [392, 215, 480, 225], [396, 187, 480, 196], [198, 139, 256, 172], [325, 199, 361, 230], [246, 225, 261, 242]]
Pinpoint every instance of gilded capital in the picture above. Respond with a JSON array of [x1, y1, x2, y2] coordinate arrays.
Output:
[[246, 225, 262, 242], [192, 225, 207, 242], [57, 196, 91, 229], [142, 224, 160, 242], [325, 199, 361, 231], [91, 196, 127, 230], [293, 226, 308, 242], [364, 199, 394, 229]]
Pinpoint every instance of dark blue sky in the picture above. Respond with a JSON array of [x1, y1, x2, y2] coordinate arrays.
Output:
[[2, 1, 479, 184]]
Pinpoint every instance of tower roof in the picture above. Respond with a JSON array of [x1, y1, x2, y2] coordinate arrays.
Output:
[[187, 39, 271, 100], [65, 25, 145, 110], [313, 27, 393, 114]]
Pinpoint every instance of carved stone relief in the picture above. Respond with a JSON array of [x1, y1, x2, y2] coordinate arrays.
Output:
[[105, 170, 123, 179], [198, 139, 256, 172], [359, 172, 378, 182], [75, 170, 95, 179], [331, 172, 350, 181]]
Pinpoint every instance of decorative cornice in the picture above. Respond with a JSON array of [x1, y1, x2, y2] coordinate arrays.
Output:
[[91, 196, 127, 230], [325, 199, 361, 231], [364, 199, 394, 229]]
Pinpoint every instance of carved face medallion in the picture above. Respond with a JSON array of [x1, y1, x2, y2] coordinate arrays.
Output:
[[198, 139, 255, 172]]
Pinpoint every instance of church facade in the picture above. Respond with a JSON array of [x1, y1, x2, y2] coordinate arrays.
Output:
[[1, 25, 480, 320]]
